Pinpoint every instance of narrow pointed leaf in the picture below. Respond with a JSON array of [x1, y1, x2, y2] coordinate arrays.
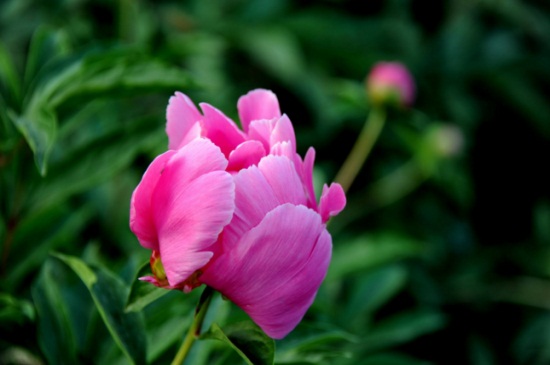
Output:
[[11, 106, 57, 175], [202, 321, 275, 365], [125, 260, 170, 313], [31, 260, 79, 365], [53, 253, 147, 365]]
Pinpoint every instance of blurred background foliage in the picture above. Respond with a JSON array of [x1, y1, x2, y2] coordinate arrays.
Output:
[[1, 0, 550, 364]]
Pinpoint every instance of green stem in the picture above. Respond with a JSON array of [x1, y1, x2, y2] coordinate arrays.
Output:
[[334, 108, 386, 193], [171, 286, 214, 365]]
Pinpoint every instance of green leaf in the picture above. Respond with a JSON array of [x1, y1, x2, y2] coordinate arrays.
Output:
[[125, 260, 170, 313], [284, 328, 357, 354], [29, 123, 164, 211], [341, 265, 408, 330], [16, 45, 193, 175], [0, 293, 35, 324], [32, 260, 79, 365], [358, 352, 430, 365], [327, 233, 424, 281], [276, 324, 356, 364], [0, 41, 21, 106], [202, 321, 275, 365], [10, 105, 57, 176], [53, 253, 147, 365], [513, 312, 550, 365], [46, 49, 195, 108], [361, 309, 446, 353], [6, 204, 94, 290], [24, 27, 70, 88], [234, 26, 305, 83]]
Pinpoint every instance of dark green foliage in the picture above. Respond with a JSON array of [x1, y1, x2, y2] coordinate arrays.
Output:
[[1, 0, 549, 364]]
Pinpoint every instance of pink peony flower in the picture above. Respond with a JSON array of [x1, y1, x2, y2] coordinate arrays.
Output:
[[130, 89, 346, 339], [366, 61, 415, 107]]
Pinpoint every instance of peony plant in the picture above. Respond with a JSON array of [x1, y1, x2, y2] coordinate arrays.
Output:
[[130, 89, 346, 343]]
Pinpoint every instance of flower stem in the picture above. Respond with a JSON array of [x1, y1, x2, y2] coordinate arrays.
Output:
[[334, 107, 386, 193], [171, 286, 214, 365]]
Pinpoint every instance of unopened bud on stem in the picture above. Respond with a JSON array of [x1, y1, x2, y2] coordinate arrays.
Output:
[[367, 62, 415, 108]]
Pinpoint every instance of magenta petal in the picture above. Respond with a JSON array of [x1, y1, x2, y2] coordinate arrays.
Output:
[[223, 164, 280, 248], [155, 170, 234, 287], [201, 204, 331, 339], [199, 102, 247, 157], [237, 89, 281, 133], [319, 183, 346, 222], [166, 92, 203, 150], [227, 140, 266, 172], [130, 150, 176, 250], [152, 139, 235, 287], [224, 155, 307, 248], [302, 147, 318, 210]]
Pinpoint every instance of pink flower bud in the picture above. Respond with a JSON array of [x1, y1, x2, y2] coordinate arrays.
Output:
[[367, 62, 415, 107], [130, 89, 346, 339]]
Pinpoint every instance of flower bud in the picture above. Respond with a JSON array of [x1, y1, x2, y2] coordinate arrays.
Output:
[[428, 124, 464, 158], [366, 62, 415, 108]]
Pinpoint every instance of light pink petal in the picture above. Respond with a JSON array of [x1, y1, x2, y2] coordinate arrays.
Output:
[[152, 139, 235, 287], [227, 140, 266, 172], [199, 103, 247, 157], [271, 142, 315, 205], [269, 114, 296, 152], [166, 92, 203, 150], [319, 183, 346, 222], [269, 141, 294, 159], [248, 119, 275, 152], [138, 276, 158, 285], [257, 155, 307, 208], [223, 155, 307, 248], [201, 204, 331, 339], [248, 115, 296, 153], [237, 89, 281, 133], [130, 150, 176, 250]]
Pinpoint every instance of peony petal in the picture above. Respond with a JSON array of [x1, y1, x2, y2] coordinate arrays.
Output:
[[199, 103, 247, 157], [302, 147, 318, 210], [248, 115, 296, 153], [271, 142, 317, 209], [269, 141, 294, 159], [223, 164, 280, 248], [224, 155, 308, 248], [166, 92, 203, 150], [269, 114, 296, 152], [248, 118, 275, 152], [201, 204, 331, 339], [227, 140, 266, 172], [151, 139, 235, 287], [257, 155, 308, 208], [130, 150, 176, 250], [155, 170, 234, 287], [318, 183, 346, 222], [237, 89, 281, 133]]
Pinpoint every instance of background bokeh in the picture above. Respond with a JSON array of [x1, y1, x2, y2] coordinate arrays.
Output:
[[1, 0, 550, 364]]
